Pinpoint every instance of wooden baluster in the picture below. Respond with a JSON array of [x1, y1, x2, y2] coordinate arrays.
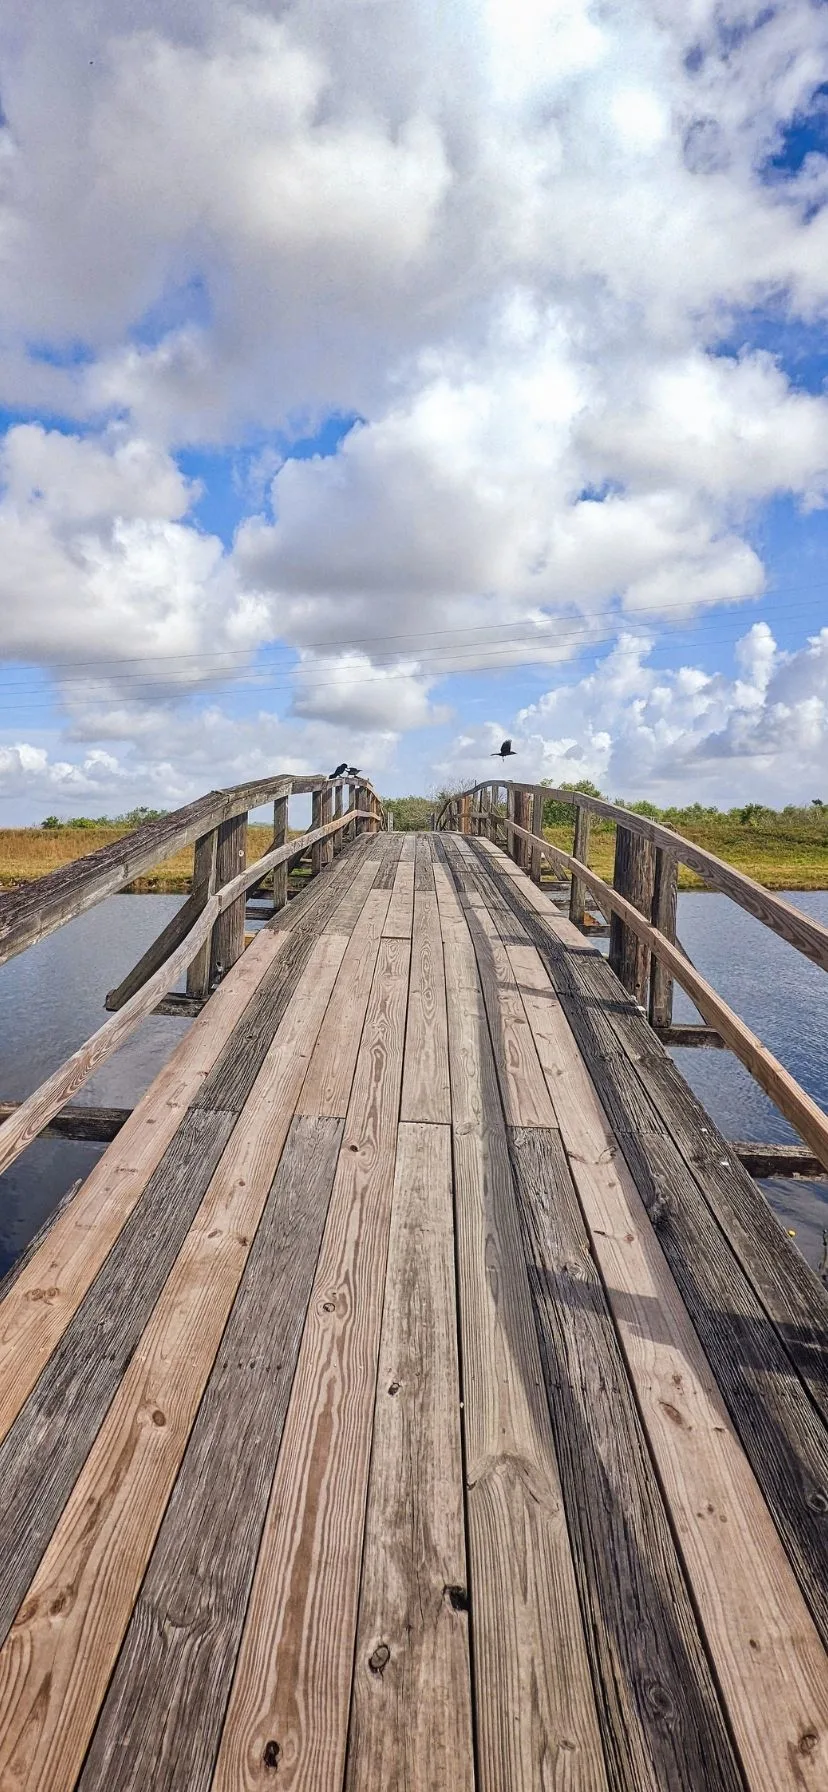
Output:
[[310, 789, 322, 870], [332, 783, 343, 855], [209, 813, 248, 986], [312, 785, 333, 872], [531, 787, 544, 884], [271, 792, 289, 910], [609, 823, 656, 1005], [458, 792, 469, 835], [185, 827, 219, 999], [569, 801, 592, 930], [649, 848, 678, 1028], [506, 787, 517, 861]]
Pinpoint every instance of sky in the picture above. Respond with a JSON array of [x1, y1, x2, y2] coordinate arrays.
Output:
[[1, 2, 828, 822]]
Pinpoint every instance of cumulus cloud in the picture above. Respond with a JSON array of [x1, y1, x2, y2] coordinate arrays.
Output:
[[0, 2, 827, 801], [437, 623, 828, 806]]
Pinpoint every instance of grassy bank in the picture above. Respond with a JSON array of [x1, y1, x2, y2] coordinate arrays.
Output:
[[542, 817, 828, 891], [0, 824, 280, 893], [3, 808, 828, 893]]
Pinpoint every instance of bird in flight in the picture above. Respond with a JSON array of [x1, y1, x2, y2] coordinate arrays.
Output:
[[328, 762, 348, 778], [492, 738, 517, 759]]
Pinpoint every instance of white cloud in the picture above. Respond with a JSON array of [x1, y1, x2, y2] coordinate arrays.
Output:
[[0, 3, 828, 792], [437, 622, 828, 806]]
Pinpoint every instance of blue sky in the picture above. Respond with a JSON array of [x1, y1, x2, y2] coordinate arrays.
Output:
[[1, 1, 828, 820]]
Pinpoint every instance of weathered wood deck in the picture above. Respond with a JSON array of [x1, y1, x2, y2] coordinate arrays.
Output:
[[0, 829, 827, 1790]]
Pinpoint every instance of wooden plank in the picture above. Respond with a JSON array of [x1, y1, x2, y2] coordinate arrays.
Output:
[[322, 857, 380, 933], [382, 860, 415, 938], [186, 826, 221, 999], [508, 1125, 744, 1792], [212, 937, 411, 1792], [400, 889, 450, 1125], [297, 889, 392, 1117], [506, 944, 828, 1791], [732, 1141, 824, 1177], [0, 938, 348, 1791], [345, 1122, 473, 1792], [0, 926, 285, 1447], [372, 833, 405, 890], [461, 898, 556, 1127], [413, 833, 433, 889], [77, 1115, 343, 1792], [399, 833, 417, 861], [438, 884, 607, 1790], [0, 1107, 236, 1647], [446, 782, 828, 975], [495, 899, 828, 1651], [503, 816, 828, 1170], [655, 1023, 725, 1048]]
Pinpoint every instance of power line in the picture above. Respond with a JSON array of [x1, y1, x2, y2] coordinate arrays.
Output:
[[0, 576, 825, 696], [0, 599, 821, 726]]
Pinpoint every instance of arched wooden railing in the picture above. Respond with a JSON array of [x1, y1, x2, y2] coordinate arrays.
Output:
[[0, 772, 384, 1176], [435, 779, 828, 1171]]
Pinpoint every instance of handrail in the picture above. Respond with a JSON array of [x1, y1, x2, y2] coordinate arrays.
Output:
[[0, 772, 384, 968], [436, 779, 828, 974], [0, 803, 374, 1179], [500, 816, 828, 1172]]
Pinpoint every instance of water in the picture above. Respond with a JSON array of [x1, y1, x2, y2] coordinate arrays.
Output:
[[0, 897, 191, 1278], [0, 889, 826, 1278]]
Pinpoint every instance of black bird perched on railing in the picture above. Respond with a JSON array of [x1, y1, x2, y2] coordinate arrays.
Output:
[[328, 762, 348, 778], [492, 738, 517, 760], [347, 765, 361, 776]]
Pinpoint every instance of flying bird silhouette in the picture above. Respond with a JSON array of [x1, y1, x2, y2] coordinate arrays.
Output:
[[492, 738, 517, 760], [328, 762, 348, 778]]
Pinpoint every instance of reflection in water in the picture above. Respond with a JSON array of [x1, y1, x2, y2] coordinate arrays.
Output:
[[0, 887, 826, 1277]]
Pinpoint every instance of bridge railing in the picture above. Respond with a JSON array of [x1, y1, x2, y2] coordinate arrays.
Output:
[[435, 779, 828, 1171], [0, 772, 385, 1177]]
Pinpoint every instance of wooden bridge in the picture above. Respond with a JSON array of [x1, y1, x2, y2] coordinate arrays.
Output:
[[0, 773, 826, 1790]]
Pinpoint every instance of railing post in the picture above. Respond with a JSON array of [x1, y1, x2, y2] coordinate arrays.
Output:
[[531, 787, 544, 883], [459, 792, 470, 835], [271, 792, 289, 910], [209, 812, 248, 986], [609, 823, 656, 1005], [185, 826, 219, 999], [649, 848, 678, 1028], [513, 787, 531, 872], [312, 784, 333, 873], [332, 782, 343, 855], [506, 786, 516, 860], [569, 801, 592, 929]]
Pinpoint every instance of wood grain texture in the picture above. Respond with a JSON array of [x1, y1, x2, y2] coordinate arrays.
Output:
[[345, 1122, 473, 1792], [459, 895, 556, 1128], [400, 889, 451, 1124], [0, 935, 348, 1791], [413, 833, 434, 890], [0, 925, 285, 1447], [609, 824, 656, 1005], [439, 781, 828, 974], [439, 881, 608, 1791], [212, 936, 411, 1792], [321, 857, 381, 933], [0, 1107, 237, 1649], [508, 1125, 744, 1792], [79, 1114, 344, 1792], [210, 813, 249, 983], [495, 815, 828, 1171], [0, 1101, 130, 1142], [471, 850, 828, 1654], [504, 942, 828, 1791], [382, 860, 415, 938], [297, 889, 392, 1116]]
